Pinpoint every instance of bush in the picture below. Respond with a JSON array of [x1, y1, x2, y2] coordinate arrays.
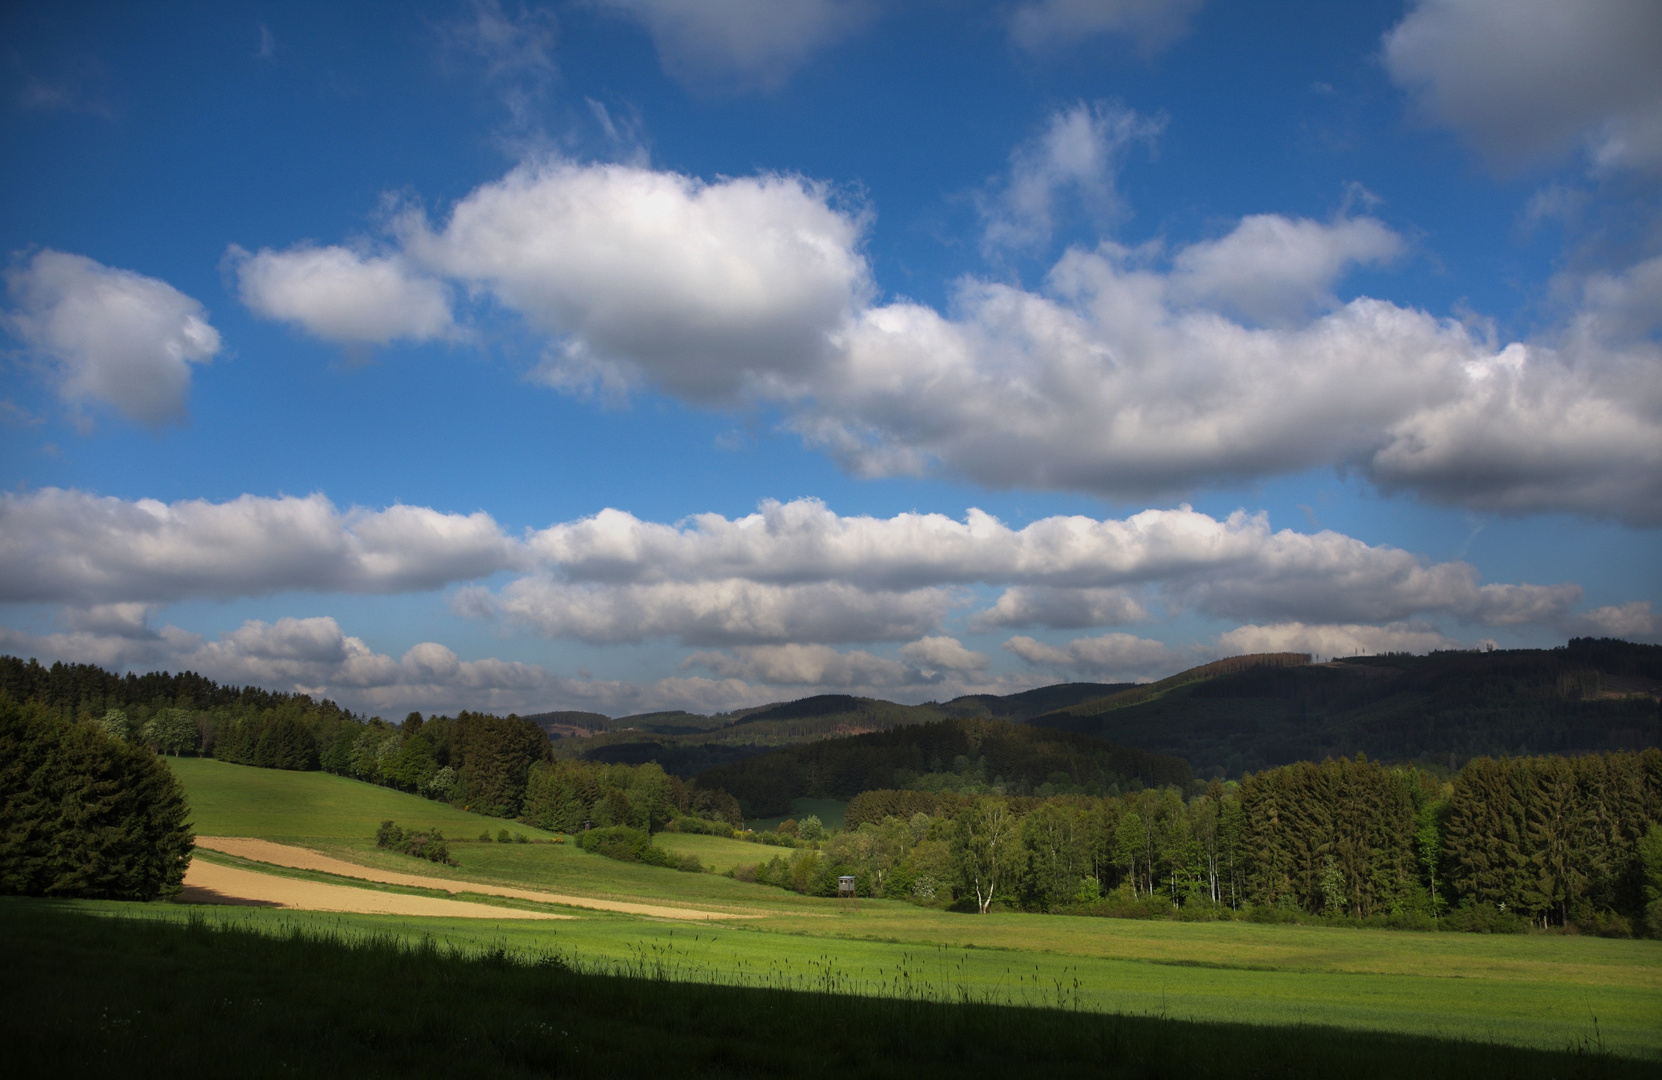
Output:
[[1570, 904, 1633, 938], [375, 821, 455, 865], [576, 826, 684, 870], [739, 830, 802, 848], [0, 698, 194, 900], [1174, 899, 1232, 922], [661, 814, 734, 837], [1441, 901, 1528, 934], [1070, 893, 1174, 920]]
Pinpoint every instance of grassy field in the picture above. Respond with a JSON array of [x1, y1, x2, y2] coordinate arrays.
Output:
[[165, 757, 560, 839], [11, 901, 1647, 1080], [152, 758, 1662, 1062], [655, 831, 799, 873], [747, 797, 849, 832]]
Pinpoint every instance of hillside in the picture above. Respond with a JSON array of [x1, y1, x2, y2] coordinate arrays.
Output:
[[555, 695, 960, 774], [550, 683, 1133, 776], [1030, 638, 1662, 777], [694, 716, 1192, 817]]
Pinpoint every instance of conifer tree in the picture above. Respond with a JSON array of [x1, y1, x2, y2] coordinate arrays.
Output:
[[0, 697, 193, 901]]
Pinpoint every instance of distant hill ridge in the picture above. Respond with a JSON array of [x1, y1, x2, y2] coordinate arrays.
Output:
[[1043, 653, 1313, 718], [1028, 638, 1660, 776]]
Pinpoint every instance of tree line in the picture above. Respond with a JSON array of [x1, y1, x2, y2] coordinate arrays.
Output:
[[755, 750, 1662, 935]]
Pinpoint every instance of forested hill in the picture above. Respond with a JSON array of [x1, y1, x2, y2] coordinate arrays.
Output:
[[1029, 638, 1662, 778], [0, 655, 363, 728], [694, 717, 1193, 818], [551, 684, 1134, 778]]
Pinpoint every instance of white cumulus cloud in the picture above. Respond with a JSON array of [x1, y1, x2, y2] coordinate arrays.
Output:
[[795, 230, 1662, 521], [4, 250, 220, 426], [970, 586, 1147, 630], [1215, 620, 1460, 658], [1171, 214, 1405, 324], [899, 635, 992, 673], [399, 160, 870, 402], [470, 576, 954, 646], [597, 0, 874, 91], [0, 489, 522, 605], [230, 244, 454, 345], [1384, 0, 1662, 171], [1004, 631, 1182, 680], [683, 642, 912, 687], [1564, 602, 1659, 640], [3, 490, 1610, 640]]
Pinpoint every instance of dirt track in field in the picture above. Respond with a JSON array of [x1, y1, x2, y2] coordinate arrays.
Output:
[[180, 859, 573, 919], [194, 837, 757, 921]]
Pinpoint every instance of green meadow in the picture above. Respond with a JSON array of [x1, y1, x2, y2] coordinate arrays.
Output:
[[745, 797, 850, 832], [131, 758, 1662, 1065], [166, 756, 561, 840]]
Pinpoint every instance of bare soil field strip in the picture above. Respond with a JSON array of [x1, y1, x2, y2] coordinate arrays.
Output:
[[180, 860, 572, 920], [196, 837, 758, 921]]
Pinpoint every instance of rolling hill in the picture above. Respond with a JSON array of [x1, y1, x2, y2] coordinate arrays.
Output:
[[1028, 638, 1662, 778], [551, 684, 1132, 776]]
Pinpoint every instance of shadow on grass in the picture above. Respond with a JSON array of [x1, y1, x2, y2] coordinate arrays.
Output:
[[1, 898, 1646, 1079]]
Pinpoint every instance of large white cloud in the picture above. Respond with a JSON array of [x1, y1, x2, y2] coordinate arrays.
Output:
[[597, 0, 874, 91], [3, 250, 220, 426], [1564, 602, 1659, 641], [900, 635, 992, 673], [2, 489, 1623, 651], [238, 102, 1659, 521], [794, 232, 1662, 521], [0, 489, 521, 605], [1010, 0, 1206, 55], [230, 244, 453, 345], [518, 498, 1584, 627], [399, 161, 870, 401], [1384, 0, 1662, 171], [969, 587, 1147, 631], [681, 637, 1012, 698], [683, 642, 913, 688], [1215, 621, 1460, 659], [467, 575, 954, 646], [1004, 631, 1182, 680], [1170, 214, 1404, 324]]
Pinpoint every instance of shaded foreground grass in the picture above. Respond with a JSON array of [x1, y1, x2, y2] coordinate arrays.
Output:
[[4, 900, 1644, 1080]]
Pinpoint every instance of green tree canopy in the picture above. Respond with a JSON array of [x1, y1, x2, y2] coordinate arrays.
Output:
[[0, 695, 194, 901]]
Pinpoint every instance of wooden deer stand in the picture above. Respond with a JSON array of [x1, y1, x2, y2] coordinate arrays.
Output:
[[837, 875, 858, 911]]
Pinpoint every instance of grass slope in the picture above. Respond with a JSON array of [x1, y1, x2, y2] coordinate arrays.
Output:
[[165, 757, 557, 840], [744, 797, 849, 833]]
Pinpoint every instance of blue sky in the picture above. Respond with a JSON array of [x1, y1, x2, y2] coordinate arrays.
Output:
[[3, 0, 1658, 718]]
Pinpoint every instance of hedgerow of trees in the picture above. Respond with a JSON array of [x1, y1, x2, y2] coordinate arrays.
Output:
[[740, 750, 1662, 936]]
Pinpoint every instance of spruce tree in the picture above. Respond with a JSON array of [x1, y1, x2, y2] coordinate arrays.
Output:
[[0, 697, 193, 901]]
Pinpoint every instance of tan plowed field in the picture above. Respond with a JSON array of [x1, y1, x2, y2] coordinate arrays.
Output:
[[194, 837, 757, 921], [180, 859, 572, 919]]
